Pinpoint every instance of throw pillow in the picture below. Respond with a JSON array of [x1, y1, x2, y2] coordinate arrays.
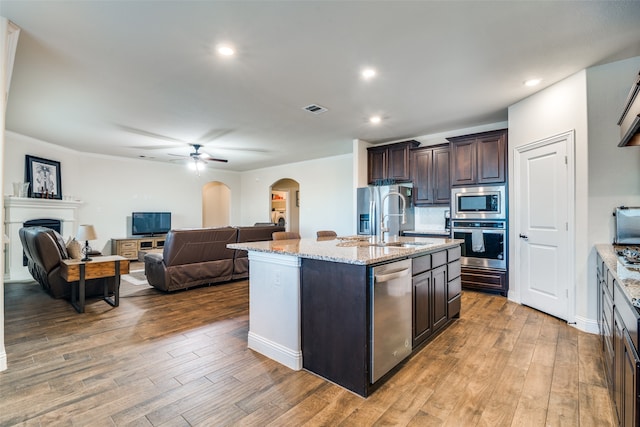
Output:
[[66, 237, 82, 260]]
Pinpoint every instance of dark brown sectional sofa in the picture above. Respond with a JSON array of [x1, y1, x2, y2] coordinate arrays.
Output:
[[143, 225, 283, 292]]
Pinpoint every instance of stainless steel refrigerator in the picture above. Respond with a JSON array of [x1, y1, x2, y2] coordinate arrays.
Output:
[[357, 184, 414, 238]]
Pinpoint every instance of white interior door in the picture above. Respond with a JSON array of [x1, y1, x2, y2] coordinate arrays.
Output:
[[516, 132, 571, 320]]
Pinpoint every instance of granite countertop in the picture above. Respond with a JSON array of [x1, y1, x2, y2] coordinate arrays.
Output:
[[596, 244, 640, 303], [228, 236, 463, 265]]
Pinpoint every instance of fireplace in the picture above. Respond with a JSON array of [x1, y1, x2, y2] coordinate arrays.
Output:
[[4, 197, 82, 281]]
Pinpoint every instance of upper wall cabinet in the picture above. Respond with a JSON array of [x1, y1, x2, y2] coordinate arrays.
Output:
[[618, 70, 640, 147], [367, 140, 419, 184], [447, 129, 507, 186], [411, 144, 450, 206]]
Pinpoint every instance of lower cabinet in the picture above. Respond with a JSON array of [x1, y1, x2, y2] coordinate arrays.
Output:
[[623, 332, 639, 427], [597, 250, 640, 427], [111, 236, 166, 260], [412, 246, 461, 348]]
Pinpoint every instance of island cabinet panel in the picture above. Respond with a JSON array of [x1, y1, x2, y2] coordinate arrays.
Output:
[[301, 259, 370, 396], [413, 270, 433, 345], [431, 265, 448, 331]]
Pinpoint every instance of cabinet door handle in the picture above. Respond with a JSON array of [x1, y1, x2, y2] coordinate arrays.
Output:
[[519, 234, 529, 240]]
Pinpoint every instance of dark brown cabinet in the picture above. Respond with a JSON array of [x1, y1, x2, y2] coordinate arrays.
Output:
[[367, 140, 419, 184], [411, 144, 450, 206], [412, 247, 461, 348], [597, 250, 640, 427], [460, 266, 508, 296], [448, 129, 507, 186]]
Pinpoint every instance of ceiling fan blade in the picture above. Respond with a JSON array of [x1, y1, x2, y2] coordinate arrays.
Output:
[[119, 126, 190, 144], [131, 144, 185, 150], [196, 129, 234, 144], [206, 157, 229, 163], [214, 146, 271, 154]]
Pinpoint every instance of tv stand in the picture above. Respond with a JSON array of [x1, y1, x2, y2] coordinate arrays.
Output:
[[111, 236, 166, 260]]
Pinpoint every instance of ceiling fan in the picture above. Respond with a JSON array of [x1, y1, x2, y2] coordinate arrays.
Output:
[[169, 144, 229, 164]]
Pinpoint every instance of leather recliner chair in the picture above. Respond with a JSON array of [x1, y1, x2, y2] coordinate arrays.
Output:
[[19, 226, 114, 299]]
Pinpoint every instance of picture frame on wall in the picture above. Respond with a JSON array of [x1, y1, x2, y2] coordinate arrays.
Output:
[[25, 155, 62, 199]]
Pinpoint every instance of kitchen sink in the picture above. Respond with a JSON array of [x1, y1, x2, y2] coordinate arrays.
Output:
[[336, 240, 434, 248], [381, 241, 435, 248]]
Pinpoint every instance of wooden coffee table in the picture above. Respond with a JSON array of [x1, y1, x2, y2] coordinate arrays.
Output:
[[60, 255, 130, 313]]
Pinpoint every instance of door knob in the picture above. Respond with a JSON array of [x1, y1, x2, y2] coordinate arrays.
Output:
[[519, 234, 529, 240]]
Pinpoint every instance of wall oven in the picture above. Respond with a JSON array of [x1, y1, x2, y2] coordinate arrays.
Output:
[[451, 185, 506, 220], [452, 220, 506, 270]]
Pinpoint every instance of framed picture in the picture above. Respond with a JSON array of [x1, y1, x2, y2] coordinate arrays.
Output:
[[25, 155, 62, 199]]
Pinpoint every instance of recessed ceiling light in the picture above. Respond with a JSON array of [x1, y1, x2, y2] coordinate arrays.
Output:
[[217, 45, 235, 56], [524, 78, 541, 87], [362, 68, 377, 80], [369, 115, 381, 124]]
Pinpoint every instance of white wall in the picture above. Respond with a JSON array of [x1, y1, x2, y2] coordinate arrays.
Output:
[[587, 57, 640, 242], [586, 57, 640, 316], [508, 57, 640, 330], [508, 71, 589, 325], [240, 154, 353, 239], [202, 181, 231, 227], [3, 131, 242, 253]]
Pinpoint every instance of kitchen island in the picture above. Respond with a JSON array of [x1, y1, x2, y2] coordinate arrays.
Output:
[[228, 235, 463, 396]]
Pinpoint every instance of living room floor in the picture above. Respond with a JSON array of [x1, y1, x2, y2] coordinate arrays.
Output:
[[1, 276, 614, 426]]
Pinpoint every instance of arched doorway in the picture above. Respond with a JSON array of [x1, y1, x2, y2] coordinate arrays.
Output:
[[202, 181, 230, 227], [270, 179, 300, 233]]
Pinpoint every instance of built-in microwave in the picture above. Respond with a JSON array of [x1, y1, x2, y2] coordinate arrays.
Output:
[[451, 185, 506, 220]]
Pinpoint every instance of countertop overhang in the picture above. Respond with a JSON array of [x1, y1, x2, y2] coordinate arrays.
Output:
[[228, 236, 463, 265], [596, 244, 640, 304]]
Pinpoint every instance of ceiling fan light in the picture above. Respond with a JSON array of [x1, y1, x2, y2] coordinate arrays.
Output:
[[217, 45, 235, 56], [524, 78, 541, 87], [362, 68, 377, 80], [188, 159, 205, 171]]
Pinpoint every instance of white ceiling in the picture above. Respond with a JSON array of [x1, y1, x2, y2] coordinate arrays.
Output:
[[3, 1, 640, 172]]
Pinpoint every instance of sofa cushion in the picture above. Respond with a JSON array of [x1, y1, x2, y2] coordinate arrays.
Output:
[[163, 227, 237, 267]]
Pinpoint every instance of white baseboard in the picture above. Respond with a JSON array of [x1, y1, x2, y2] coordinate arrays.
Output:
[[573, 315, 599, 334], [248, 331, 302, 371]]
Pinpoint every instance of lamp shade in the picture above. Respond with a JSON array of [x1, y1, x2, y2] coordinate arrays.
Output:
[[76, 224, 97, 241]]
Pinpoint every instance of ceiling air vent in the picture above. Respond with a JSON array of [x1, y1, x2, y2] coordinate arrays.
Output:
[[303, 104, 328, 114]]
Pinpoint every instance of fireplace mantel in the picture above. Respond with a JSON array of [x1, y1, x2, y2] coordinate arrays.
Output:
[[4, 196, 83, 281]]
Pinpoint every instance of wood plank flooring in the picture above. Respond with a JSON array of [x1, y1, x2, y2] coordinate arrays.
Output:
[[1, 276, 614, 426]]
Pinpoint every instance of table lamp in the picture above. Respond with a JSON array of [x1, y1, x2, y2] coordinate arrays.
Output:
[[76, 224, 97, 261]]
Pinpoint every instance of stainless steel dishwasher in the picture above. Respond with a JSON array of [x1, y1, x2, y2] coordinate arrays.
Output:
[[370, 258, 412, 383]]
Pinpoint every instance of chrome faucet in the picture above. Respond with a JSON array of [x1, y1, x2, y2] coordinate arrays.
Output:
[[379, 191, 406, 243]]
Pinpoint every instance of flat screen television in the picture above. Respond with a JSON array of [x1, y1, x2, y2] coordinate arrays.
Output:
[[132, 212, 171, 236]]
